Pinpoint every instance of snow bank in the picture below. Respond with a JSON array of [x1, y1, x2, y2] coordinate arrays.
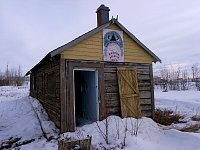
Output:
[[61, 116, 200, 150], [0, 86, 58, 149], [0, 86, 43, 142]]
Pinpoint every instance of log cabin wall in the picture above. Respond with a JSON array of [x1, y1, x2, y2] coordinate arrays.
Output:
[[103, 62, 154, 118], [30, 55, 61, 128]]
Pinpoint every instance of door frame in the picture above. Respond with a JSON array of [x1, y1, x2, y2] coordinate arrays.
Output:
[[66, 61, 105, 131], [73, 68, 99, 127]]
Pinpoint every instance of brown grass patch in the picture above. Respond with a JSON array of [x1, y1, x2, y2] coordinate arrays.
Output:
[[191, 115, 200, 121], [154, 108, 184, 126], [180, 124, 200, 132]]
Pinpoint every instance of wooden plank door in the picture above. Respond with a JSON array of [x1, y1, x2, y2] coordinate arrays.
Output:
[[117, 67, 141, 118]]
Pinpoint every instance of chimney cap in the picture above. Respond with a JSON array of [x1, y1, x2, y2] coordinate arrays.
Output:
[[96, 4, 110, 12]]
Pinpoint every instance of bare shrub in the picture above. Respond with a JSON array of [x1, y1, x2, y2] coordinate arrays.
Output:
[[122, 118, 128, 147], [180, 124, 200, 132], [114, 117, 120, 140], [129, 118, 140, 136], [154, 108, 184, 125], [96, 117, 109, 144], [191, 115, 200, 121]]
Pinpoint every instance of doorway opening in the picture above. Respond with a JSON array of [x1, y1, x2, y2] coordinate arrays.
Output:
[[73, 69, 99, 127]]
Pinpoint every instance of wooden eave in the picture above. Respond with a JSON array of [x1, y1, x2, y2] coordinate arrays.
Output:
[[25, 53, 51, 76]]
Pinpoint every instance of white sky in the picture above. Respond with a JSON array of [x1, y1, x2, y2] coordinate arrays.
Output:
[[0, 0, 200, 74]]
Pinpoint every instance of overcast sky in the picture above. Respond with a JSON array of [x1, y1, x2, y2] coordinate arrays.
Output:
[[1, 0, 200, 74]]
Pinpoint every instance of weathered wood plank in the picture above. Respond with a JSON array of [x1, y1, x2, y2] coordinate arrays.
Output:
[[141, 110, 152, 117], [139, 91, 151, 99], [149, 64, 155, 119], [105, 84, 119, 93], [106, 106, 121, 114], [140, 98, 151, 105], [140, 104, 152, 111], [137, 74, 150, 80], [99, 63, 106, 120]]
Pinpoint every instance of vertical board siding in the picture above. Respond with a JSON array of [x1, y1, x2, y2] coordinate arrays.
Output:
[[30, 55, 61, 128], [104, 62, 153, 118], [61, 24, 154, 63]]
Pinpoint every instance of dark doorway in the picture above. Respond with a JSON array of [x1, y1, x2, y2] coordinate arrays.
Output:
[[74, 70, 98, 126]]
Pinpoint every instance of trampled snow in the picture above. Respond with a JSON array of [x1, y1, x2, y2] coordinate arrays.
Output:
[[0, 86, 200, 150]]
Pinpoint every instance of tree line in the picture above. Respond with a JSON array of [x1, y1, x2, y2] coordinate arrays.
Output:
[[0, 65, 24, 86], [154, 63, 200, 91]]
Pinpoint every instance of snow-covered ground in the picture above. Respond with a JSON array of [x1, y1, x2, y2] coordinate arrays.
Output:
[[155, 90, 200, 116], [0, 86, 58, 149], [0, 86, 200, 150]]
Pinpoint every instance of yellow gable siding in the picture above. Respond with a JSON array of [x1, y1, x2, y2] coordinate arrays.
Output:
[[61, 24, 154, 63], [61, 31, 103, 61]]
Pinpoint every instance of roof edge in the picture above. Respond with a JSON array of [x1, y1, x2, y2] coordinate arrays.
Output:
[[115, 21, 161, 63], [50, 21, 112, 57], [25, 53, 51, 76]]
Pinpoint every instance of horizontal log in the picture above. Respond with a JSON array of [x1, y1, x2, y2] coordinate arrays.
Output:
[[140, 104, 152, 111], [138, 82, 151, 86], [140, 98, 152, 105], [141, 110, 152, 117], [105, 84, 119, 93], [138, 86, 151, 91], [139, 91, 151, 99], [104, 70, 116, 74], [105, 93, 119, 101], [44, 101, 61, 111], [106, 106, 121, 114], [104, 73, 117, 81], [137, 74, 150, 80], [106, 100, 120, 107]]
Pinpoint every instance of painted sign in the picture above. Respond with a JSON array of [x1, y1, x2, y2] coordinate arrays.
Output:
[[103, 29, 124, 62]]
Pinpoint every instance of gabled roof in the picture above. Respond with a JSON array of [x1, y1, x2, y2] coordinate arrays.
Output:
[[51, 19, 161, 62], [26, 19, 161, 75]]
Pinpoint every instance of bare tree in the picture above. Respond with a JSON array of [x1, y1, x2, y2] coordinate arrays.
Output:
[[160, 66, 169, 92], [16, 65, 23, 86], [180, 69, 189, 90], [191, 64, 200, 81], [0, 64, 24, 86], [191, 64, 200, 91]]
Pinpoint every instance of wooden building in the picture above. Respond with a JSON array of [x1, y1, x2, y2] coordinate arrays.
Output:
[[26, 5, 161, 133]]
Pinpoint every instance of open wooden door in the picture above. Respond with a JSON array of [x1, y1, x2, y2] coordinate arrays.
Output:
[[117, 67, 141, 118]]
